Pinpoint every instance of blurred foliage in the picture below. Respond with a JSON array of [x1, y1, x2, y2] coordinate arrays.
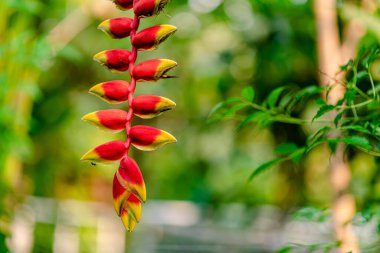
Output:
[[0, 0, 380, 252]]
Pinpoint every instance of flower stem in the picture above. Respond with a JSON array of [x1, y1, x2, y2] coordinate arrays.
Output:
[[125, 15, 140, 154]]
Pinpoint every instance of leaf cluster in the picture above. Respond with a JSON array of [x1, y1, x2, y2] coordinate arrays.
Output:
[[209, 47, 380, 180]]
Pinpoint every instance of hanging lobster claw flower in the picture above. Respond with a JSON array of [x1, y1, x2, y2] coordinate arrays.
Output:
[[129, 125, 176, 151], [82, 109, 128, 132], [132, 25, 177, 51], [81, 141, 127, 164], [116, 157, 146, 202], [133, 0, 169, 18], [132, 95, 176, 119], [89, 80, 130, 104], [113, 173, 131, 216], [98, 18, 134, 39], [94, 49, 131, 73], [112, 0, 134, 10], [133, 59, 177, 82]]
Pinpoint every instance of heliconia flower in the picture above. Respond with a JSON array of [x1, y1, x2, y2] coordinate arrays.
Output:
[[116, 157, 146, 202], [133, 0, 169, 18], [132, 95, 176, 119], [113, 172, 131, 216], [129, 125, 176, 151], [132, 25, 177, 51], [82, 109, 128, 132], [98, 18, 134, 39], [112, 0, 134, 10], [89, 80, 130, 104], [133, 59, 177, 82], [81, 140, 127, 164], [94, 50, 131, 73]]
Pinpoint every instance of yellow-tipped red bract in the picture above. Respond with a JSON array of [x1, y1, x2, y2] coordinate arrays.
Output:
[[94, 49, 131, 73], [116, 157, 146, 202], [98, 18, 134, 39], [82, 109, 128, 132], [81, 140, 127, 164], [112, 0, 134, 10], [133, 0, 169, 18], [132, 95, 176, 119], [89, 80, 130, 104], [132, 25, 177, 51], [133, 59, 177, 82], [120, 195, 142, 232], [129, 125, 177, 151], [113, 172, 131, 216]]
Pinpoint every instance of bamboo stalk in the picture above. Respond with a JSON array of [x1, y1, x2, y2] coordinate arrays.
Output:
[[314, 0, 368, 252]]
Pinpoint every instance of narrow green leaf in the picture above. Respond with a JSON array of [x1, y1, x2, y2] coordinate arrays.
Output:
[[208, 97, 241, 119], [275, 143, 298, 155], [334, 110, 344, 127], [249, 157, 283, 181], [313, 105, 335, 121], [267, 87, 286, 108], [241, 87, 255, 102], [238, 111, 267, 129], [223, 103, 247, 117], [295, 86, 324, 100], [339, 125, 371, 134], [315, 98, 327, 106], [307, 126, 332, 146], [338, 136, 372, 149]]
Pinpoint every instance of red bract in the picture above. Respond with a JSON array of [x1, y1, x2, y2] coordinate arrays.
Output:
[[89, 80, 130, 104], [82, 0, 176, 232], [112, 0, 134, 10], [94, 49, 131, 73], [98, 18, 134, 39], [132, 95, 176, 119], [82, 109, 128, 132], [133, 25, 177, 51], [129, 125, 177, 151], [133, 59, 177, 82], [133, 0, 169, 18], [81, 140, 127, 164], [116, 157, 146, 202]]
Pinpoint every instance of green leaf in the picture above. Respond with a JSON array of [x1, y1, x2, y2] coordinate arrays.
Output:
[[334, 110, 344, 127], [249, 157, 283, 181], [241, 87, 255, 102], [267, 87, 286, 108], [238, 111, 267, 129], [313, 105, 335, 121], [208, 97, 241, 119], [339, 125, 371, 134], [275, 143, 298, 155], [295, 86, 324, 100], [223, 103, 247, 117], [333, 136, 372, 150], [307, 126, 332, 146], [315, 98, 327, 106]]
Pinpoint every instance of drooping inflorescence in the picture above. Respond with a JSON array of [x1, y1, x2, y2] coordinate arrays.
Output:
[[81, 0, 177, 231]]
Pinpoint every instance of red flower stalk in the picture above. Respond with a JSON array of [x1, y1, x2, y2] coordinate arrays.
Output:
[[82, 0, 177, 231]]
